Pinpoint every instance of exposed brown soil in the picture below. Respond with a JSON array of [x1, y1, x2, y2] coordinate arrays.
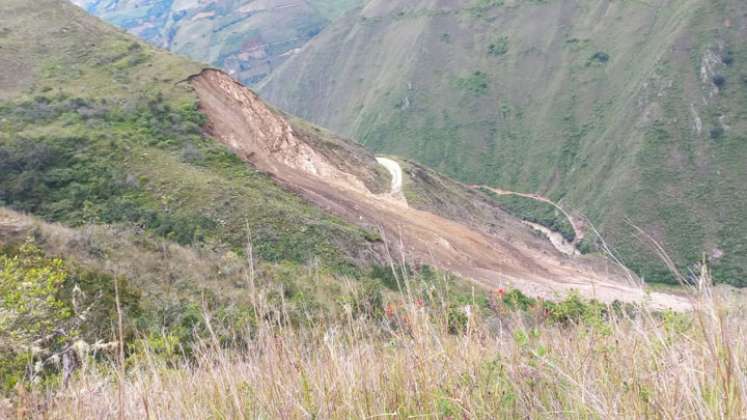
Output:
[[190, 69, 689, 310]]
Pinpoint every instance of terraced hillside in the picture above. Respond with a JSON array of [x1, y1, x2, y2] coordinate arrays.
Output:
[[70, 0, 364, 84], [259, 0, 747, 285]]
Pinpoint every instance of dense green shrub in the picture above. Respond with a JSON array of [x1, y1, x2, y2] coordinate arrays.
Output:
[[590, 51, 610, 63], [713, 74, 726, 88], [501, 288, 537, 311], [723, 50, 734, 66], [0, 242, 146, 391], [447, 304, 469, 334], [0, 94, 220, 247], [0, 242, 71, 390], [488, 36, 509, 56]]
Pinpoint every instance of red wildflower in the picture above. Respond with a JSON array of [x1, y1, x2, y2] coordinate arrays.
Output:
[[385, 303, 395, 319]]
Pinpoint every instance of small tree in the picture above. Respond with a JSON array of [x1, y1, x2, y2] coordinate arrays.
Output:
[[722, 50, 734, 66], [488, 36, 509, 57], [713, 74, 726, 88], [591, 51, 610, 63], [0, 242, 113, 390], [0, 242, 70, 389], [710, 126, 725, 140]]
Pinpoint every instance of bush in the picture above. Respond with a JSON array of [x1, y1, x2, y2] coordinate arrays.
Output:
[[488, 36, 509, 56], [591, 51, 610, 63], [723, 50, 734, 66], [472, 0, 505, 8], [447, 305, 469, 334], [0, 242, 146, 390], [502, 288, 536, 311], [0, 242, 71, 390], [713, 74, 726, 88], [577, 237, 597, 254], [369, 264, 401, 290], [710, 126, 725, 140], [543, 293, 605, 325]]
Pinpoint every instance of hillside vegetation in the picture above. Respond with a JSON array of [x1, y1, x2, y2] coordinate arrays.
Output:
[[70, 0, 364, 84], [260, 0, 747, 286], [0, 0, 410, 385], [5, 260, 747, 418], [0, 1, 744, 414], [0, 0, 385, 268], [0, 207, 410, 392], [3, 0, 603, 394]]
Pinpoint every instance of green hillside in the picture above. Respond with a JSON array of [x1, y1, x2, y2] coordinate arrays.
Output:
[[1, 0, 476, 390], [4, 0, 747, 415], [70, 0, 364, 84], [259, 0, 747, 285], [0, 0, 397, 307]]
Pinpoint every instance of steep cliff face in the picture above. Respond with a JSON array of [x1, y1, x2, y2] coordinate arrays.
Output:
[[70, 0, 364, 84], [259, 0, 747, 285]]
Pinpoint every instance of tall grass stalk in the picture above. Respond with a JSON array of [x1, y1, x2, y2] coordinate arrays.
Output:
[[6, 258, 746, 419]]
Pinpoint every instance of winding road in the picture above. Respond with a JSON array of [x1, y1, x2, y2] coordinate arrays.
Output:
[[374, 159, 580, 256], [475, 186, 585, 244], [376, 157, 406, 203]]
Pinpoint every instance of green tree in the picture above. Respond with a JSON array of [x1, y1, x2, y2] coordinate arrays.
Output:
[[1, 242, 71, 350], [0, 242, 73, 389], [0, 241, 122, 390]]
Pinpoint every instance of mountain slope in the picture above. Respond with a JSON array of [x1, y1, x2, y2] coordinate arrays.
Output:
[[0, 0, 388, 281], [0, 0, 687, 315], [191, 68, 686, 308], [258, 0, 747, 285], [69, 0, 364, 84], [0, 2, 423, 371]]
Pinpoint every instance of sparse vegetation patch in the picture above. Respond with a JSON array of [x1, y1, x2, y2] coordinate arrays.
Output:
[[454, 71, 490, 95], [488, 35, 509, 56]]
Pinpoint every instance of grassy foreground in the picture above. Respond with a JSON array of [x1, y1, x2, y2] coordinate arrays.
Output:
[[4, 263, 746, 419]]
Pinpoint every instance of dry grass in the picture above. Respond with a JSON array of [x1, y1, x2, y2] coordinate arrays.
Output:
[[4, 263, 747, 420], [2, 207, 745, 418]]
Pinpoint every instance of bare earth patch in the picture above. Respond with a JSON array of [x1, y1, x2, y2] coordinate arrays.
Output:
[[190, 69, 688, 310]]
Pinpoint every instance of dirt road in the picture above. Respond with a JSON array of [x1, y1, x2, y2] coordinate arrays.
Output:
[[522, 221, 580, 257], [478, 186, 585, 244], [376, 157, 406, 203], [190, 69, 690, 311]]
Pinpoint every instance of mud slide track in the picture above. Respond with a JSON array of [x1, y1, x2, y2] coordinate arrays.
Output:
[[189, 69, 689, 311]]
